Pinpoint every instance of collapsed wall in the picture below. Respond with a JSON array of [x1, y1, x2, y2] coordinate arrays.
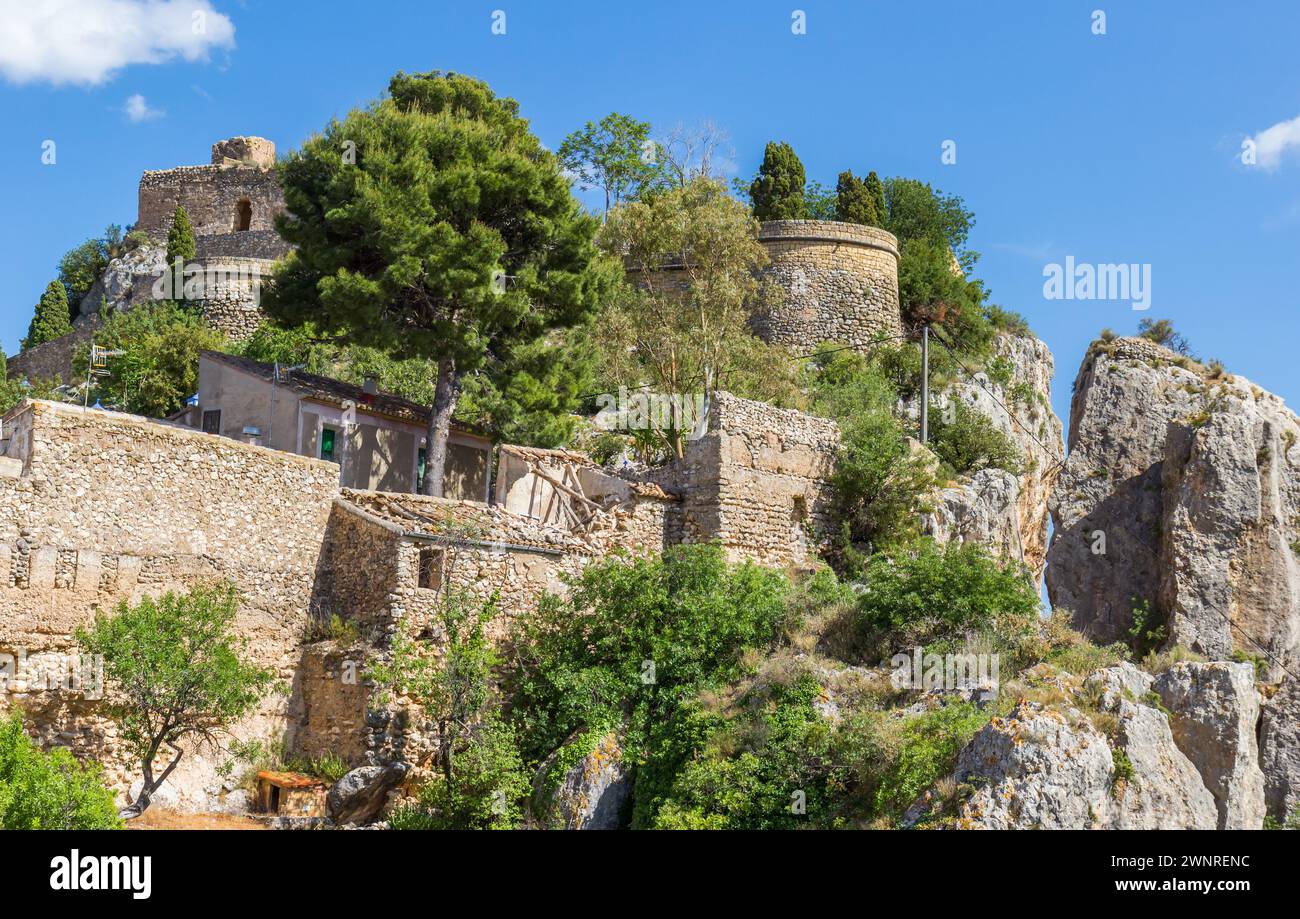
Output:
[[0, 400, 338, 811]]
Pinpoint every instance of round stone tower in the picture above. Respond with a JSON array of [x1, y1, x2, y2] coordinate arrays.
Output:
[[753, 220, 902, 351]]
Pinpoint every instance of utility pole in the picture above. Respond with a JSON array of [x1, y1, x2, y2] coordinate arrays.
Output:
[[920, 324, 930, 443]]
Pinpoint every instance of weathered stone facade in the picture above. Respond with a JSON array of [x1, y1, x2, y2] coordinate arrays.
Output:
[[136, 137, 287, 246], [646, 391, 840, 570], [0, 400, 339, 811], [753, 220, 903, 351]]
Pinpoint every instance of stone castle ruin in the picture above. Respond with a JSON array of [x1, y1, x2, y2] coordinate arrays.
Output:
[[0, 135, 1085, 817]]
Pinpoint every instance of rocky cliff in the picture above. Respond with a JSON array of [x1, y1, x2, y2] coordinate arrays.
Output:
[[924, 332, 1064, 584], [1046, 335, 1300, 822], [1047, 336, 1300, 671]]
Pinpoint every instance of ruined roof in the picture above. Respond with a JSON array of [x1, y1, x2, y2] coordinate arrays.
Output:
[[338, 489, 582, 553], [498, 443, 595, 467], [201, 351, 487, 438], [257, 771, 324, 789]]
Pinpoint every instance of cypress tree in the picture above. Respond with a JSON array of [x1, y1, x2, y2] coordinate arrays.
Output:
[[865, 171, 886, 229], [748, 141, 806, 220], [167, 206, 196, 265], [835, 170, 880, 225], [23, 281, 72, 350]]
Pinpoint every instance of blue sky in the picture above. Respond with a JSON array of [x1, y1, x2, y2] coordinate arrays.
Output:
[[4, 0, 1300, 432]]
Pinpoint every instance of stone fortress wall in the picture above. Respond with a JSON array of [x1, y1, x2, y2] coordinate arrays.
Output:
[[753, 219, 903, 351], [0, 399, 339, 811], [0, 390, 839, 807]]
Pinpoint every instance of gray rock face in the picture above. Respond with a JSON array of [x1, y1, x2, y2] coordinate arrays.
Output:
[[532, 731, 629, 830], [910, 663, 1227, 829], [327, 763, 410, 825], [1047, 337, 1300, 680], [923, 468, 1022, 563], [79, 245, 167, 318], [1155, 662, 1266, 829], [918, 332, 1064, 583], [1261, 671, 1300, 821], [934, 702, 1115, 829]]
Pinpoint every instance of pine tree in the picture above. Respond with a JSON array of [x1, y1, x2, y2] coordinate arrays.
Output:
[[835, 170, 880, 225], [23, 281, 72, 350], [167, 206, 196, 265], [264, 71, 612, 496], [748, 141, 806, 221]]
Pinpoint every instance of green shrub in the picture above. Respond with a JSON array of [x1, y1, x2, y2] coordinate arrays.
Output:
[[854, 539, 1041, 661], [928, 400, 1023, 477], [389, 715, 529, 830], [806, 346, 937, 570], [0, 710, 121, 829], [1128, 598, 1167, 657], [23, 281, 72, 350], [508, 543, 791, 827]]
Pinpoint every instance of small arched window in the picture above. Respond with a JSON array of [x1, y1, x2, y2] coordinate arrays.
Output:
[[235, 198, 252, 232]]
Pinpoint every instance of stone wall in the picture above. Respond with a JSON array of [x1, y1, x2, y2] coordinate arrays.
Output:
[[754, 220, 903, 351], [0, 400, 339, 811], [5, 320, 99, 385], [137, 163, 285, 241], [649, 392, 840, 569], [627, 219, 903, 358]]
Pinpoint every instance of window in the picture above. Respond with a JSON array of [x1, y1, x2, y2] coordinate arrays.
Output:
[[201, 410, 221, 435], [320, 427, 338, 462], [417, 547, 445, 591], [235, 198, 252, 232], [416, 448, 427, 490]]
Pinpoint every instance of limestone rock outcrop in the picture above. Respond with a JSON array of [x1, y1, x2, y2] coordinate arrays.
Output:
[[1047, 336, 1300, 680], [531, 731, 629, 830], [327, 762, 411, 825], [908, 663, 1227, 829], [922, 332, 1064, 583], [1154, 661, 1266, 829], [1261, 672, 1300, 821]]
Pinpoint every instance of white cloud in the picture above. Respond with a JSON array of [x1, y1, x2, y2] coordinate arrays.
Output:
[[1246, 113, 1300, 171], [0, 0, 236, 86], [123, 92, 162, 121]]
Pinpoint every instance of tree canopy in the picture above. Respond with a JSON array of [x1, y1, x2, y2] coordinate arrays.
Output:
[[748, 141, 806, 221], [264, 70, 614, 494], [23, 280, 72, 351], [558, 112, 660, 214]]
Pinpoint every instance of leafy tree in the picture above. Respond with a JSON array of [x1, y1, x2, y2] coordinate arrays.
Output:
[[1136, 318, 1191, 356], [57, 239, 108, 313], [166, 206, 196, 266], [76, 301, 227, 417], [803, 180, 839, 220], [853, 539, 1040, 659], [807, 346, 936, 572], [748, 141, 806, 220], [596, 177, 787, 456], [835, 170, 882, 226], [898, 237, 995, 361], [882, 178, 975, 269], [864, 171, 887, 228], [0, 710, 122, 829], [371, 592, 530, 829], [507, 544, 791, 827], [264, 70, 611, 496], [76, 583, 275, 819], [928, 399, 1023, 477], [23, 281, 72, 350], [558, 112, 660, 214]]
